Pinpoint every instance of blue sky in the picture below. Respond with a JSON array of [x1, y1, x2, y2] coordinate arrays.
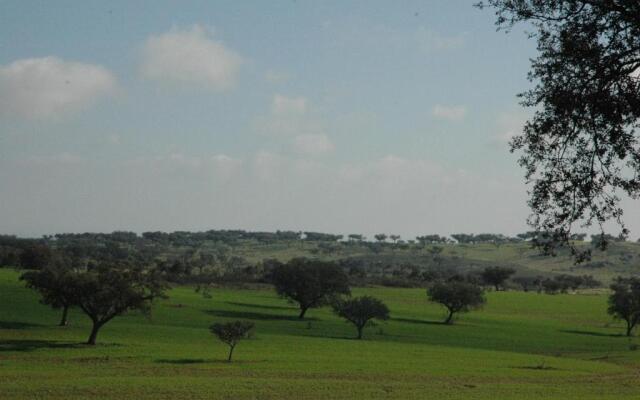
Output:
[[2, 0, 610, 239]]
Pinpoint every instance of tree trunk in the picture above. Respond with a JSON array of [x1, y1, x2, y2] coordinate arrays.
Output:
[[444, 310, 454, 325], [86, 321, 102, 345], [626, 321, 634, 337], [356, 326, 363, 340], [59, 305, 69, 327], [298, 306, 308, 319], [227, 344, 235, 362]]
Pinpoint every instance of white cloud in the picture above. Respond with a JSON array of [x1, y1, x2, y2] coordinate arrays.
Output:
[[211, 154, 243, 181], [256, 94, 325, 138], [495, 111, 529, 144], [432, 105, 467, 121], [272, 94, 307, 115], [0, 57, 116, 119], [140, 25, 242, 90], [265, 70, 289, 84], [293, 133, 335, 155], [19, 152, 86, 166]]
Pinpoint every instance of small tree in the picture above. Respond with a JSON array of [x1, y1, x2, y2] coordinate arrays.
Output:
[[608, 277, 640, 337], [210, 320, 254, 362], [332, 296, 389, 339], [481, 266, 515, 291], [389, 235, 401, 244], [374, 234, 387, 243], [21, 265, 75, 326], [270, 258, 350, 319], [427, 281, 486, 324], [70, 263, 167, 345]]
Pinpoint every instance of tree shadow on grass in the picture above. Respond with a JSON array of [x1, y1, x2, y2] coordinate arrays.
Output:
[[226, 301, 294, 311], [392, 317, 446, 326], [0, 339, 84, 352], [204, 309, 318, 322], [156, 358, 208, 364], [0, 321, 43, 330], [559, 329, 623, 338], [511, 365, 561, 371], [155, 358, 269, 365]]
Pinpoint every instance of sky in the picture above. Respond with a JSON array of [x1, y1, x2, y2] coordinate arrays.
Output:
[[1, 0, 634, 239]]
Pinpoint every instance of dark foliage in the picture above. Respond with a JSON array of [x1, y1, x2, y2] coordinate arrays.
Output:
[[481, 266, 516, 290], [479, 1, 640, 260], [608, 277, 640, 336], [427, 281, 486, 324], [270, 258, 350, 319], [332, 296, 389, 339], [209, 320, 254, 361]]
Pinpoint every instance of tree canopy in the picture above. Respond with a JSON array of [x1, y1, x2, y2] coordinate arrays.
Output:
[[427, 281, 486, 324], [270, 258, 350, 319], [608, 277, 640, 336], [481, 266, 516, 291], [210, 320, 254, 362], [332, 296, 389, 339], [479, 1, 640, 259], [70, 263, 167, 344]]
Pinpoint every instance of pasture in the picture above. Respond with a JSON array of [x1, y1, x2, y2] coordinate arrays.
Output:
[[1, 268, 639, 399]]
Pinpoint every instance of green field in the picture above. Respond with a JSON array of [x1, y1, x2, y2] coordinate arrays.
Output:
[[2, 268, 640, 399]]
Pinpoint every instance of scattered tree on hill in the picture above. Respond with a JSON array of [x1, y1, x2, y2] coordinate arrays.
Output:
[[478, 1, 640, 257], [270, 258, 350, 319], [481, 266, 516, 291], [512, 276, 541, 293], [332, 296, 389, 339], [21, 264, 76, 326], [348, 234, 365, 243], [70, 263, 167, 345], [608, 277, 640, 337], [210, 320, 254, 362], [374, 234, 387, 243], [427, 281, 486, 324], [19, 244, 53, 269]]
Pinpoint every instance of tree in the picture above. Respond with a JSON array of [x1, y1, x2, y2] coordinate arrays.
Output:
[[209, 320, 254, 362], [270, 258, 350, 319], [70, 263, 167, 345], [332, 296, 389, 339], [374, 234, 387, 243], [19, 244, 53, 269], [21, 264, 75, 326], [512, 276, 542, 292], [389, 234, 401, 244], [481, 266, 516, 291], [478, 1, 640, 258], [427, 281, 486, 324], [608, 277, 640, 337]]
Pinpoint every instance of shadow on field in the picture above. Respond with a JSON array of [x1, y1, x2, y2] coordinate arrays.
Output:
[[0, 321, 43, 329], [156, 358, 208, 364], [559, 329, 623, 338], [511, 365, 561, 371], [204, 309, 318, 321], [226, 301, 294, 311], [0, 339, 83, 352], [392, 317, 445, 326]]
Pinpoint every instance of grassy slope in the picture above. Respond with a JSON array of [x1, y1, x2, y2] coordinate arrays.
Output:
[[1, 268, 640, 399], [224, 240, 640, 283]]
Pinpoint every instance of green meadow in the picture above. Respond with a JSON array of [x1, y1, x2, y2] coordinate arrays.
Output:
[[1, 268, 639, 399]]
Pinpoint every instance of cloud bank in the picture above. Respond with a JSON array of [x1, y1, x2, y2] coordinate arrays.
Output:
[[0, 57, 116, 119], [140, 25, 242, 90]]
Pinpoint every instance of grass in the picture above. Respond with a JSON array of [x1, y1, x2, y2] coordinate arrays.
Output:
[[1, 268, 640, 399]]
